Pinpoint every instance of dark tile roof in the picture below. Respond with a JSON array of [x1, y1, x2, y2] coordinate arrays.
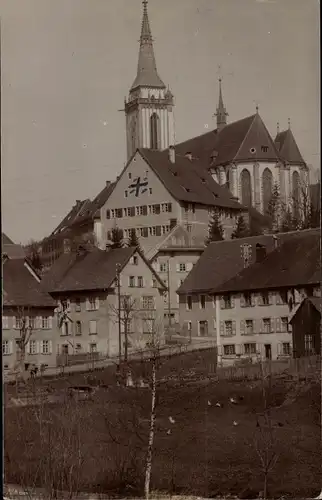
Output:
[[3, 259, 56, 308], [51, 199, 92, 235], [2, 233, 26, 259], [212, 229, 320, 294], [77, 181, 116, 222], [177, 228, 320, 295], [44, 246, 166, 294], [2, 233, 14, 245], [274, 129, 305, 165], [175, 113, 280, 167], [139, 148, 245, 210], [306, 296, 322, 315]]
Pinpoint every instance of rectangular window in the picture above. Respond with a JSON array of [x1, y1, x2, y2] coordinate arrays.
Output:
[[159, 262, 168, 273], [224, 320, 233, 336], [2, 340, 10, 355], [116, 208, 123, 218], [137, 276, 144, 288], [282, 342, 291, 356], [29, 340, 37, 354], [244, 343, 256, 355], [261, 292, 269, 305], [42, 340, 50, 354], [200, 295, 206, 309], [149, 227, 157, 236], [152, 278, 158, 288], [304, 334, 314, 354], [124, 190, 128, 198], [89, 343, 97, 353], [75, 298, 81, 312], [243, 293, 252, 307], [14, 317, 23, 330], [89, 320, 97, 335], [76, 321, 82, 335], [106, 209, 110, 219], [187, 295, 192, 310], [199, 320, 208, 337], [2, 316, 9, 329], [111, 209, 116, 219], [223, 344, 235, 356], [29, 317, 36, 329], [281, 317, 288, 333], [245, 319, 254, 335], [152, 204, 160, 214], [88, 297, 99, 311], [221, 294, 232, 309], [278, 291, 288, 304], [142, 205, 148, 216], [129, 276, 135, 287], [262, 318, 271, 333], [142, 296, 155, 309], [42, 316, 49, 329], [179, 263, 187, 272]]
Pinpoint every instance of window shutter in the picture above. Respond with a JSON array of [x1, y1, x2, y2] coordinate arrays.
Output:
[[258, 294, 263, 306], [220, 321, 224, 336], [67, 299, 71, 312], [37, 316, 42, 329], [49, 316, 53, 329], [95, 297, 100, 310], [213, 320, 217, 334], [13, 317, 17, 329], [271, 318, 275, 333], [8, 341, 13, 355], [25, 316, 30, 328], [106, 210, 110, 219], [39, 340, 44, 354], [251, 294, 256, 307], [232, 321, 236, 336], [187, 263, 193, 272], [142, 205, 148, 216], [288, 323, 292, 333], [231, 295, 235, 308], [268, 292, 274, 305], [49, 341, 53, 354], [276, 293, 282, 305], [240, 294, 245, 308], [276, 318, 281, 333], [220, 297, 225, 309], [86, 298, 90, 311], [156, 226, 161, 236], [240, 320, 245, 336], [176, 263, 180, 272]]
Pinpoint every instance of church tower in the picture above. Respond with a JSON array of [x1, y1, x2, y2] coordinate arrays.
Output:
[[125, 0, 175, 160], [215, 78, 228, 131]]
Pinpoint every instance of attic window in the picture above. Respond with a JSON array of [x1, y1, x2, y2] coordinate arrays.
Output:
[[201, 178, 206, 183], [261, 146, 268, 153], [172, 171, 178, 176], [250, 147, 256, 155], [183, 187, 191, 192], [128, 172, 132, 179]]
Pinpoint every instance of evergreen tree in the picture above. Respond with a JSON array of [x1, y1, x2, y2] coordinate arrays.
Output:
[[127, 228, 141, 249], [205, 211, 224, 245], [266, 183, 281, 232], [231, 215, 250, 239], [110, 226, 124, 249], [280, 207, 296, 233]]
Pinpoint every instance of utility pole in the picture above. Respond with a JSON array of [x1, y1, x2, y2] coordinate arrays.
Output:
[[116, 263, 122, 367]]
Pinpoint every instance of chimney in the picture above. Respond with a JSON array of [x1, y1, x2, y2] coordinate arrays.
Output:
[[169, 145, 175, 164], [76, 200, 81, 204], [185, 152, 193, 161], [255, 243, 266, 263], [106, 180, 111, 187]]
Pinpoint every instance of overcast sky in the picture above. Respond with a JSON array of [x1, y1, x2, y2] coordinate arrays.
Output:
[[1, 0, 319, 244]]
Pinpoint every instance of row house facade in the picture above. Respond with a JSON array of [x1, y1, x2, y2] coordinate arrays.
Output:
[[43, 246, 167, 359]]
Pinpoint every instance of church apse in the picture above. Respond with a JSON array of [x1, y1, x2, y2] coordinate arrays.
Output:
[[240, 169, 252, 207], [262, 167, 273, 214]]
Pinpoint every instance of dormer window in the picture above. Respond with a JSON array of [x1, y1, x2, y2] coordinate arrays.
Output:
[[261, 146, 268, 153]]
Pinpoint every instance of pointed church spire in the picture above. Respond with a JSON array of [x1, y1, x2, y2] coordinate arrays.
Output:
[[130, 0, 165, 91], [215, 78, 228, 131], [277, 121, 280, 134], [288, 117, 291, 129]]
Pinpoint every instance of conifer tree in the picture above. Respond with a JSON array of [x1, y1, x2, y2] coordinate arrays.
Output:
[[110, 226, 124, 249], [205, 210, 224, 245], [266, 183, 281, 232], [231, 215, 250, 239], [127, 228, 141, 250]]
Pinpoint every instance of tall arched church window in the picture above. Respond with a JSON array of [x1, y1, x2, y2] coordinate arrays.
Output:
[[292, 171, 300, 219], [240, 169, 252, 207], [262, 168, 273, 214], [150, 113, 160, 150]]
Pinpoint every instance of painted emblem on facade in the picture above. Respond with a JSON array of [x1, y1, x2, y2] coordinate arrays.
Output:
[[128, 176, 148, 197]]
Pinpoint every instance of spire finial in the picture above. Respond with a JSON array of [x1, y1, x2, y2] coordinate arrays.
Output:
[[256, 103, 259, 114], [277, 121, 280, 134], [288, 117, 291, 129], [215, 75, 228, 131]]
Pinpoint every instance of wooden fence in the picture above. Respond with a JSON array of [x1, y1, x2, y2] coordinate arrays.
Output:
[[215, 355, 320, 381]]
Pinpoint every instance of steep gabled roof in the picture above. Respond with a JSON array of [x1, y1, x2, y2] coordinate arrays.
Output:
[[177, 228, 320, 295], [212, 229, 320, 294], [139, 148, 245, 210], [175, 114, 280, 167], [3, 259, 56, 308], [44, 247, 166, 294], [2, 233, 14, 245], [51, 199, 92, 235], [2, 233, 26, 259], [274, 129, 305, 165]]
